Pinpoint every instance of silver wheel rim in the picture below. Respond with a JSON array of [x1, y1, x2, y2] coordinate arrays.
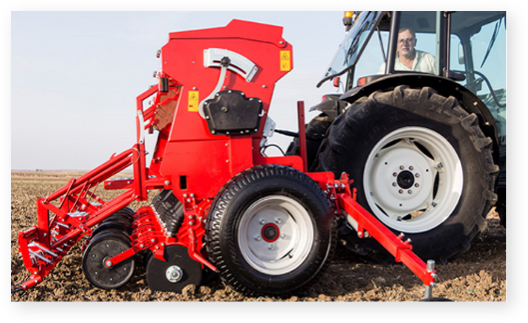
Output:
[[237, 195, 314, 275], [363, 126, 463, 233]]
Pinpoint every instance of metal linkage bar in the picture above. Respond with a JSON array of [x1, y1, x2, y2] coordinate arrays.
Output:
[[337, 193, 436, 287]]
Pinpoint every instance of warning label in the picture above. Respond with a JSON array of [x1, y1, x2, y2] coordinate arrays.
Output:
[[188, 91, 199, 112], [280, 51, 291, 71]]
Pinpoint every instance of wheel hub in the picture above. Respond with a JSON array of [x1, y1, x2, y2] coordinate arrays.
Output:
[[261, 223, 280, 242], [166, 265, 183, 283], [396, 170, 415, 189]]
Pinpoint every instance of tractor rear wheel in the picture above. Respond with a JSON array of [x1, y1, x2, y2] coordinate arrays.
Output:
[[314, 86, 498, 263], [206, 165, 336, 296]]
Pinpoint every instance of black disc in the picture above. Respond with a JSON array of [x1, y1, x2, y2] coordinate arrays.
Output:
[[92, 222, 131, 238], [82, 232, 136, 290], [146, 245, 202, 293]]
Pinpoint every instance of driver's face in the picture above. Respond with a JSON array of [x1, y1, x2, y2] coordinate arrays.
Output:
[[397, 29, 416, 58]]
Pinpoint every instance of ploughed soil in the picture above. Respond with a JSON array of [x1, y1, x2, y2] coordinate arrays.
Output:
[[10, 171, 506, 302]]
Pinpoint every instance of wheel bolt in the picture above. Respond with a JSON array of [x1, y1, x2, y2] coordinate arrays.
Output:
[[255, 235, 261, 241], [259, 218, 266, 225], [415, 183, 419, 187], [409, 166, 414, 170], [408, 190, 412, 194], [392, 182, 397, 187], [400, 165, 405, 170], [268, 244, 274, 250], [415, 173, 420, 178], [393, 172, 398, 177], [275, 217, 282, 224], [432, 202, 437, 207], [399, 189, 403, 194]]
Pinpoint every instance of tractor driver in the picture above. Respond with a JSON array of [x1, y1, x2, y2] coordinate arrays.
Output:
[[379, 27, 437, 74]]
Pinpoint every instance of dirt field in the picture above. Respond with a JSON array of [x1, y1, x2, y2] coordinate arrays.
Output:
[[10, 171, 506, 302]]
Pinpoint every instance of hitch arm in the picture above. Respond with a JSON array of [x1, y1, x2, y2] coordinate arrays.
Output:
[[337, 193, 436, 287]]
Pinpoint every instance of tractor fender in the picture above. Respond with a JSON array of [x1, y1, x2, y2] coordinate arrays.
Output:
[[339, 73, 500, 166], [308, 94, 346, 120]]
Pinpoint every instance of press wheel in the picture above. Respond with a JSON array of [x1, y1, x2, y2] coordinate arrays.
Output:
[[82, 232, 136, 289]]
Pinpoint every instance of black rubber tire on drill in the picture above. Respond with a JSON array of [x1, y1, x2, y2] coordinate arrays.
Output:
[[313, 86, 498, 264], [206, 165, 336, 296]]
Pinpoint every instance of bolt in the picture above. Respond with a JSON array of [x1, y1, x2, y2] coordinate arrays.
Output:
[[437, 163, 443, 168], [165, 180, 170, 185], [409, 166, 414, 170], [92, 254, 96, 258], [183, 194, 188, 198], [262, 85, 267, 88], [268, 244, 274, 250], [280, 234, 286, 239], [151, 239, 156, 243], [188, 215, 194, 219], [400, 165, 405, 170], [393, 172, 398, 177], [399, 189, 403, 194], [106, 261, 112, 267], [275, 217, 282, 224], [415, 173, 420, 178], [259, 218, 266, 225], [192, 87, 197, 90], [392, 182, 397, 187], [415, 183, 420, 188], [408, 190, 413, 194], [189, 221, 194, 225], [432, 202, 437, 207], [140, 244, 145, 249], [255, 235, 261, 241], [397, 216, 402, 222], [187, 198, 191, 203]]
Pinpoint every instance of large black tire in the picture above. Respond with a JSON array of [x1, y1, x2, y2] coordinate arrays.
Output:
[[314, 86, 498, 263], [205, 165, 336, 296]]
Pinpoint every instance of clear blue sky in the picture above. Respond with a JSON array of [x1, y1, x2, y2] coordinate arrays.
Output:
[[11, 11, 345, 170]]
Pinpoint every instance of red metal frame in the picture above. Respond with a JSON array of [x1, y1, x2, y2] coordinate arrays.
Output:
[[16, 19, 436, 292]]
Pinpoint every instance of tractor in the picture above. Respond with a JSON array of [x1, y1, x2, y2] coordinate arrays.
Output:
[[287, 11, 506, 264]]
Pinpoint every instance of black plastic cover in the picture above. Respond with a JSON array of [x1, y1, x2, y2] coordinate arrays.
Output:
[[204, 90, 263, 135]]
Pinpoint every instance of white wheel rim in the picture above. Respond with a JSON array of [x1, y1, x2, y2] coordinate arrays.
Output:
[[363, 126, 463, 233], [237, 195, 314, 275]]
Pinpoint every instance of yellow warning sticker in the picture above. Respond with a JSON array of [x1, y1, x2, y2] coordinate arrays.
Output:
[[280, 50, 291, 71], [188, 91, 199, 112]]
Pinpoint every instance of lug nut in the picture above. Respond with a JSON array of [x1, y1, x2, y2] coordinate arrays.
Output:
[[415, 173, 420, 178], [259, 218, 266, 225], [255, 235, 261, 241], [275, 217, 282, 224], [392, 182, 397, 187], [415, 183, 419, 187], [409, 166, 414, 170], [408, 190, 412, 194], [400, 165, 405, 170], [399, 189, 403, 194], [393, 172, 398, 177], [432, 202, 437, 207], [268, 244, 274, 250]]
